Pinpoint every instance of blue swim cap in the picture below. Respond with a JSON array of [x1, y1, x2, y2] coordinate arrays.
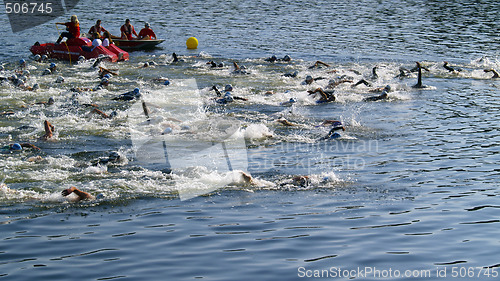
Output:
[[224, 84, 233, 91], [11, 143, 22, 151], [289, 98, 297, 103], [163, 127, 173, 134], [133, 88, 140, 94], [330, 132, 341, 139], [163, 80, 170, 86], [103, 74, 112, 79], [181, 125, 190, 130], [49, 63, 56, 68], [19, 59, 25, 65]]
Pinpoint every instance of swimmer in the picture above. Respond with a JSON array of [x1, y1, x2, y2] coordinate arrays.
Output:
[[41, 120, 54, 140], [326, 75, 353, 88], [412, 62, 428, 89], [320, 120, 345, 140], [350, 79, 372, 88], [307, 88, 336, 103], [152, 77, 171, 85], [484, 69, 499, 79], [283, 71, 299, 78], [2, 142, 41, 151], [92, 55, 111, 68], [395, 67, 412, 79], [280, 98, 297, 106], [207, 60, 224, 68], [211, 85, 248, 101], [93, 151, 124, 165], [113, 88, 141, 101], [98, 66, 118, 78], [276, 117, 298, 126], [172, 52, 185, 63], [90, 108, 117, 119], [443, 61, 462, 73], [363, 85, 391, 102], [308, 61, 330, 69], [232, 62, 250, 74], [61, 186, 95, 201], [302, 75, 326, 85]]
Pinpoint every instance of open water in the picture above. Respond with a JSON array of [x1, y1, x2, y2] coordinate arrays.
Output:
[[0, 0, 499, 280]]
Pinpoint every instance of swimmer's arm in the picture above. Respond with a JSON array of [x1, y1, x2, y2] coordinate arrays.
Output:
[[20, 143, 40, 150], [233, 96, 248, 101], [62, 187, 94, 201]]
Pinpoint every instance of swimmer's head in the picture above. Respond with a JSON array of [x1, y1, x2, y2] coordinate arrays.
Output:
[[103, 74, 112, 79], [224, 84, 233, 91], [305, 75, 313, 84], [163, 80, 170, 86], [34, 54, 41, 62], [49, 62, 56, 69], [101, 78, 109, 85], [108, 151, 121, 161], [383, 85, 391, 92], [41, 55, 48, 61], [42, 69, 51, 75], [283, 55, 291, 61], [32, 83, 40, 91], [143, 62, 149, 67], [145, 22, 150, 28], [22, 70, 30, 76], [78, 56, 86, 62], [48, 97, 55, 105], [55, 76, 64, 83], [19, 59, 26, 66], [11, 143, 22, 151], [133, 88, 140, 94], [289, 98, 297, 103], [109, 111, 117, 118]]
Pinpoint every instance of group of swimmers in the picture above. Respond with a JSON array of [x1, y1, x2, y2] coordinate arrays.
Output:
[[3, 48, 500, 200]]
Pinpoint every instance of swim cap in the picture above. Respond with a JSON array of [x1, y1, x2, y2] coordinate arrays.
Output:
[[181, 125, 190, 130], [56, 76, 64, 83], [78, 56, 86, 62], [101, 78, 109, 84], [103, 74, 112, 79], [34, 54, 41, 61], [329, 132, 341, 139], [0, 65, 4, 71], [48, 97, 55, 104], [163, 80, 170, 86], [41, 55, 48, 61], [32, 83, 40, 90], [305, 75, 313, 83], [143, 62, 149, 67], [42, 69, 51, 75], [11, 143, 22, 151], [289, 98, 297, 103], [10, 74, 17, 80], [109, 111, 117, 118], [383, 85, 391, 92], [23, 70, 30, 76], [19, 59, 26, 65], [133, 88, 140, 94], [49, 63, 56, 69], [224, 84, 233, 91], [163, 127, 173, 134], [283, 55, 291, 61]]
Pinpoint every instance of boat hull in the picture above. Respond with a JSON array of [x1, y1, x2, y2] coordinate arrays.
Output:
[[30, 41, 129, 62], [112, 39, 165, 51]]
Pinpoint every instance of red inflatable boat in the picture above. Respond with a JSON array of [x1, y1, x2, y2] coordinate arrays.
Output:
[[30, 38, 129, 62]]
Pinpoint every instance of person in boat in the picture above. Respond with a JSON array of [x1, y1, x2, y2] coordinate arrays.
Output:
[[120, 19, 138, 40], [363, 85, 391, 102], [307, 88, 336, 103], [102, 31, 114, 46], [55, 15, 80, 44], [82, 36, 102, 52], [88, 20, 108, 39], [484, 69, 499, 79], [138, 22, 157, 40]]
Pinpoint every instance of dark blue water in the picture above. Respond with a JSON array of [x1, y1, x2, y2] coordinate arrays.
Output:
[[1, 0, 499, 280]]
